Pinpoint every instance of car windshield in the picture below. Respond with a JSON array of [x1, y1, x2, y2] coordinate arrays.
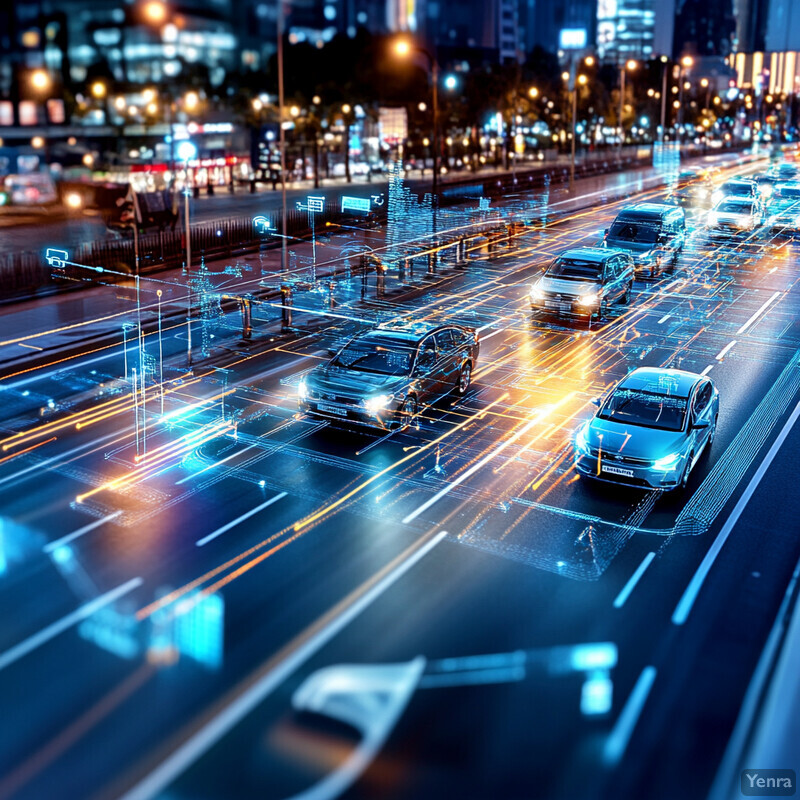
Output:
[[599, 387, 688, 431], [776, 185, 800, 198], [725, 183, 753, 195], [718, 199, 754, 214], [333, 337, 414, 375], [608, 220, 660, 244], [548, 257, 602, 280]]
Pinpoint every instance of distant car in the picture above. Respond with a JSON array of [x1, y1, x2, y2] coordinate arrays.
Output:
[[668, 169, 713, 207], [775, 162, 799, 181], [530, 247, 634, 323], [603, 203, 686, 278], [297, 322, 480, 430], [770, 181, 800, 206], [766, 199, 800, 235], [574, 367, 719, 490], [711, 178, 759, 206], [707, 196, 762, 233]]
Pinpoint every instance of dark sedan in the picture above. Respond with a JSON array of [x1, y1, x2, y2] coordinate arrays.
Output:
[[297, 322, 480, 430]]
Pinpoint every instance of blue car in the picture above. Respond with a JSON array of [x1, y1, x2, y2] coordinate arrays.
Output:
[[574, 367, 719, 491]]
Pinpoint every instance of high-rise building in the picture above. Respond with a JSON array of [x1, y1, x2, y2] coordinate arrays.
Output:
[[520, 0, 596, 56], [673, 0, 736, 58], [595, 0, 683, 63]]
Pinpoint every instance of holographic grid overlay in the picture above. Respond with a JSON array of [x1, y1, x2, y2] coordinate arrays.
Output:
[[674, 345, 800, 536]]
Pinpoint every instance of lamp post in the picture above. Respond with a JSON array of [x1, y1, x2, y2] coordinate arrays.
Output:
[[677, 55, 693, 142], [394, 37, 440, 199], [619, 59, 638, 155], [659, 55, 669, 140], [177, 140, 196, 366], [341, 103, 352, 183]]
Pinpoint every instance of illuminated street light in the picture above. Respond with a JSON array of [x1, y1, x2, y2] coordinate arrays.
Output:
[[290, 105, 300, 117], [444, 74, 457, 90], [626, 59, 638, 71], [561, 71, 570, 82], [392, 35, 441, 200], [528, 86, 539, 98], [418, 101, 427, 111], [114, 96, 126, 110], [143, 0, 167, 24], [700, 78, 709, 88], [681, 55, 694, 69], [184, 91, 199, 110], [252, 98, 263, 112], [91, 81, 107, 99], [584, 55, 595, 67], [577, 74, 588, 86], [341, 103, 351, 114], [31, 70, 50, 92], [394, 38, 411, 57], [143, 87, 156, 103], [31, 136, 45, 148], [312, 95, 321, 105], [146, 102, 158, 115]]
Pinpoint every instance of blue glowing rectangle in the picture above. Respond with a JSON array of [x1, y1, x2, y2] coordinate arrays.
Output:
[[341, 196, 371, 213]]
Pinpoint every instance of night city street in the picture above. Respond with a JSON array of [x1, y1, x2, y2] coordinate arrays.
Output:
[[1, 1, 800, 799]]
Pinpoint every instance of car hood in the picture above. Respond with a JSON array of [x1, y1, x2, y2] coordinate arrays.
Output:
[[585, 416, 687, 460], [712, 210, 753, 223], [306, 365, 408, 400], [538, 276, 602, 297], [604, 238, 656, 255]]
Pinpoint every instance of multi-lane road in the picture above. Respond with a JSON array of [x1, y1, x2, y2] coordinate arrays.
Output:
[[0, 155, 798, 800]]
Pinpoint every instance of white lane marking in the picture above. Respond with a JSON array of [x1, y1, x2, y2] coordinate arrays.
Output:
[[402, 413, 544, 525], [175, 442, 261, 485], [613, 552, 656, 609], [0, 577, 143, 673], [672, 399, 800, 625], [737, 291, 781, 335], [701, 364, 715, 376], [476, 327, 506, 343], [118, 529, 448, 800], [602, 666, 657, 766], [195, 492, 288, 547], [657, 313, 672, 325], [43, 511, 123, 554], [715, 340, 737, 361]]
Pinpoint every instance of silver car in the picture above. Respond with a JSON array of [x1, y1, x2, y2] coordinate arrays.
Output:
[[574, 367, 719, 491], [529, 247, 634, 323]]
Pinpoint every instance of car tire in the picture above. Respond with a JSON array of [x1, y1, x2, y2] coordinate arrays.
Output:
[[456, 362, 472, 396], [708, 413, 719, 446], [622, 283, 632, 304], [677, 451, 694, 492], [397, 396, 418, 430]]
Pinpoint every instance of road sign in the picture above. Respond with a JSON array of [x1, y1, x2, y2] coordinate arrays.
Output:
[[341, 196, 371, 213]]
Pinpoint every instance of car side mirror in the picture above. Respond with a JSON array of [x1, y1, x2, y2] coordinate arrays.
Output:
[[693, 419, 710, 429], [591, 397, 602, 407], [604, 228, 609, 237]]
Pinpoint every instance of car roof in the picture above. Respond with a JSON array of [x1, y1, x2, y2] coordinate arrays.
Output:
[[371, 321, 467, 342], [616, 202, 680, 220], [556, 246, 617, 263], [618, 367, 703, 398], [723, 178, 756, 185]]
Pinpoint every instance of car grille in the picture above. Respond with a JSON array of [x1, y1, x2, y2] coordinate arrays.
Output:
[[542, 291, 577, 302], [587, 446, 652, 467]]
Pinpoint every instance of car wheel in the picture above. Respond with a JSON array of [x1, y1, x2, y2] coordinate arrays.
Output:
[[708, 413, 719, 446], [397, 396, 418, 430], [677, 451, 694, 491], [456, 362, 472, 396]]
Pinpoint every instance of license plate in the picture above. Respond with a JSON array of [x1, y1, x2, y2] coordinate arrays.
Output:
[[546, 301, 571, 313], [602, 465, 635, 478], [317, 402, 348, 417]]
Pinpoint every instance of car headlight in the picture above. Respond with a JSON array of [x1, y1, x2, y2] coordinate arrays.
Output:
[[530, 284, 545, 301], [707, 212, 719, 226], [653, 452, 682, 470], [364, 394, 393, 414], [298, 379, 309, 400], [575, 424, 591, 455], [577, 293, 598, 306]]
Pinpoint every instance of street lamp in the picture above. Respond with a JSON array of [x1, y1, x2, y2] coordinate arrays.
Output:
[[91, 81, 106, 99], [142, 0, 167, 24], [393, 36, 440, 199], [30, 69, 50, 92], [677, 55, 694, 141], [341, 103, 353, 183], [619, 59, 637, 154]]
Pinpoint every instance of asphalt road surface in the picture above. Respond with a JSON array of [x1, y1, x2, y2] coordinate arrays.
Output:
[[0, 156, 799, 800]]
